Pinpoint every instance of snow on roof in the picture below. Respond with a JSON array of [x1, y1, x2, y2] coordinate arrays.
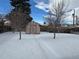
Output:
[[4, 20, 10, 24]]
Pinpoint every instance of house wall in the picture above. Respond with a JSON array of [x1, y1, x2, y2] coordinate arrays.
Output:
[[26, 21, 40, 34]]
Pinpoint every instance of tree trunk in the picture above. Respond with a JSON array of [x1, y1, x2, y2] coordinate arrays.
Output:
[[19, 30, 21, 40], [53, 31, 56, 39], [12, 28, 15, 33], [53, 24, 56, 39]]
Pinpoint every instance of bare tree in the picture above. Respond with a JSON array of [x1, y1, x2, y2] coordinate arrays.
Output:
[[9, 11, 32, 40], [45, 0, 70, 39]]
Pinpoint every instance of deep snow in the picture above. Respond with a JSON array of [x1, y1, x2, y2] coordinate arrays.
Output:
[[0, 32, 79, 59]]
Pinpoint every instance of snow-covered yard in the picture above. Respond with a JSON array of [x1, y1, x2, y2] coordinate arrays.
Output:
[[0, 32, 79, 59]]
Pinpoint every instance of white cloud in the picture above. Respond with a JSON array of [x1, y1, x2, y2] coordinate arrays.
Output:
[[34, 0, 70, 12], [35, 2, 49, 12], [34, 0, 79, 12], [69, 0, 79, 9]]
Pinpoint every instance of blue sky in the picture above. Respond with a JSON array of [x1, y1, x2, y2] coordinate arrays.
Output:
[[0, 0, 11, 14], [0, 0, 46, 24], [30, 0, 47, 24]]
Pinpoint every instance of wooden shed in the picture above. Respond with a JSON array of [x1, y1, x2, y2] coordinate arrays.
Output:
[[25, 21, 40, 34]]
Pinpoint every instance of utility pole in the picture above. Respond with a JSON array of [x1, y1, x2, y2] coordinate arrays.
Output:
[[72, 9, 75, 26], [76, 15, 78, 25]]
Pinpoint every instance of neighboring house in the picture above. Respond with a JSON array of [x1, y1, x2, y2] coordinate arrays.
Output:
[[26, 21, 40, 34], [4, 20, 11, 26]]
